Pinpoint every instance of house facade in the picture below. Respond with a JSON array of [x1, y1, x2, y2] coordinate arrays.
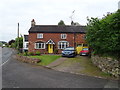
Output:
[[28, 19, 86, 54], [23, 35, 29, 52]]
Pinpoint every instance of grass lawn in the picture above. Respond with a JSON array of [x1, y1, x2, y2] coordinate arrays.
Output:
[[29, 55, 61, 66]]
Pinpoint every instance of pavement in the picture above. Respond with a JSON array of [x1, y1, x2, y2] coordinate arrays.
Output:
[[46, 57, 67, 68], [46, 56, 85, 74]]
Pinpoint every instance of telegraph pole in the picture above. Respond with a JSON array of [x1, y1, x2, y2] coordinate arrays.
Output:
[[17, 23, 19, 50]]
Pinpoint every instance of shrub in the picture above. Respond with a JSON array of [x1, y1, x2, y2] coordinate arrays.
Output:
[[23, 52, 28, 56], [18, 53, 23, 56], [35, 51, 41, 55], [54, 49, 58, 54], [86, 10, 120, 59], [28, 52, 34, 56]]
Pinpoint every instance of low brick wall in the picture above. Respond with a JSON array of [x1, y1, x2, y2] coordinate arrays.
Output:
[[91, 55, 120, 78], [16, 55, 41, 64]]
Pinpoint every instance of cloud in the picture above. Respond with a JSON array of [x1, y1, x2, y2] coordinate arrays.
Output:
[[0, 0, 119, 42]]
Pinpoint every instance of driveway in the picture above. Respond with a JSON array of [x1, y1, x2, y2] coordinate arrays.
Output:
[[2, 48, 119, 88], [47, 56, 118, 80]]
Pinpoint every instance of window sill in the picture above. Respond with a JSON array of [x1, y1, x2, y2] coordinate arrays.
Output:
[[35, 48, 45, 49], [61, 38, 67, 39]]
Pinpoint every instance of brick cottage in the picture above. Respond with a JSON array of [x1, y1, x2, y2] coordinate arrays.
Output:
[[28, 19, 86, 54]]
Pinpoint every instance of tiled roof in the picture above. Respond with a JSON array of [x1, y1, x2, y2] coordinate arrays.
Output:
[[29, 25, 86, 33]]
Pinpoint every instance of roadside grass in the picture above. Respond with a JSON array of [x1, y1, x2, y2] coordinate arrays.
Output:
[[60, 56, 114, 79], [76, 57, 112, 79], [29, 55, 61, 66]]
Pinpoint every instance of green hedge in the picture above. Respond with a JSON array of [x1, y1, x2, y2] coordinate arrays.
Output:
[[86, 10, 120, 59]]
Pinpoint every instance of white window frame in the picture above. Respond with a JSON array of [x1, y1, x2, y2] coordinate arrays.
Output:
[[61, 34, 67, 39], [37, 33, 43, 39], [26, 43, 29, 48], [35, 42, 45, 49], [58, 41, 69, 49]]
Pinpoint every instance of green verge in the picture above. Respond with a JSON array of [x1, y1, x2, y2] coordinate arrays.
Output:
[[29, 55, 61, 66], [76, 57, 112, 79]]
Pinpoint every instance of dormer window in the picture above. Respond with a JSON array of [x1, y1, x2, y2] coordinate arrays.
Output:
[[37, 33, 43, 39], [61, 34, 67, 39]]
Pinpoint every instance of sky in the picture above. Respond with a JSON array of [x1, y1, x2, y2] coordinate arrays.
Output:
[[0, 0, 119, 42]]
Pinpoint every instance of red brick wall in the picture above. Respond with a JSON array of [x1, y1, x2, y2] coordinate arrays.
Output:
[[75, 33, 86, 45], [28, 33, 85, 53]]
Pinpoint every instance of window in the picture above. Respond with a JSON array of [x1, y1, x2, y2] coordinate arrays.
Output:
[[61, 34, 67, 39], [35, 42, 45, 49], [77, 44, 82, 47], [83, 44, 88, 47], [26, 43, 28, 48], [37, 33, 43, 39], [58, 41, 69, 49]]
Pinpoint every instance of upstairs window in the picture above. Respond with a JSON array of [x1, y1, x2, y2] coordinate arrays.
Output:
[[37, 33, 43, 39], [61, 34, 67, 39]]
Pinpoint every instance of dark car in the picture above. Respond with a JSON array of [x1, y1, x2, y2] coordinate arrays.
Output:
[[62, 47, 77, 57], [80, 48, 90, 56]]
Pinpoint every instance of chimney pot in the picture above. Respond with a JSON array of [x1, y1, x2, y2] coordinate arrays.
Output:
[[31, 19, 36, 27]]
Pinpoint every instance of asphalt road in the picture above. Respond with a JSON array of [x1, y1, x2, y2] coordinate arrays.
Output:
[[1, 47, 14, 65], [2, 48, 119, 88]]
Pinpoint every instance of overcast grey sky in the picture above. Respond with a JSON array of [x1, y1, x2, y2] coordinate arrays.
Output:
[[0, 0, 119, 42]]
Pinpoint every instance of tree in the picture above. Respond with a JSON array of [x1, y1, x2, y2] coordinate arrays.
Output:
[[86, 10, 120, 59], [58, 20, 65, 25], [15, 37, 23, 49], [8, 40, 15, 45]]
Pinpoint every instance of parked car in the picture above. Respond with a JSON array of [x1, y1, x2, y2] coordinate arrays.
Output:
[[80, 48, 90, 56], [62, 47, 77, 57]]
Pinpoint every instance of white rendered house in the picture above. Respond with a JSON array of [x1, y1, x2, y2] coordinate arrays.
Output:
[[23, 35, 28, 52]]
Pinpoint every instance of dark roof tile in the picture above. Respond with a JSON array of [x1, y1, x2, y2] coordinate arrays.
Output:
[[28, 25, 86, 33]]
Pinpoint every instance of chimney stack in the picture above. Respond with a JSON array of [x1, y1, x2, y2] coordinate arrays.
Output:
[[31, 19, 36, 27]]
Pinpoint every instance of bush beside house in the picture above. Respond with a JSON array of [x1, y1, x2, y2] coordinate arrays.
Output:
[[86, 10, 120, 78]]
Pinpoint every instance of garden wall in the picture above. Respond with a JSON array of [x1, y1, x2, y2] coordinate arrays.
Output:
[[15, 55, 41, 64], [91, 55, 119, 78]]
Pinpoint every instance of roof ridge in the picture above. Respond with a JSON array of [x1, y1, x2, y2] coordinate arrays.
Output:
[[35, 25, 86, 27]]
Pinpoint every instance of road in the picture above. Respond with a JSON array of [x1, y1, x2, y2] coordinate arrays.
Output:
[[2, 47, 119, 88], [1, 47, 14, 65]]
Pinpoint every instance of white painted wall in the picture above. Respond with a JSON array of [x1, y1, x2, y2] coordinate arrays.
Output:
[[23, 35, 28, 52], [23, 42, 28, 50]]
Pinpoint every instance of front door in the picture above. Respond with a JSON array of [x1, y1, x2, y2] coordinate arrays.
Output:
[[48, 44, 53, 53]]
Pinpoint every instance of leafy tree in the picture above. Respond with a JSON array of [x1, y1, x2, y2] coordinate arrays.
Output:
[[15, 37, 23, 49], [86, 10, 120, 59], [58, 20, 65, 25], [11, 43, 16, 48], [8, 40, 15, 45]]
